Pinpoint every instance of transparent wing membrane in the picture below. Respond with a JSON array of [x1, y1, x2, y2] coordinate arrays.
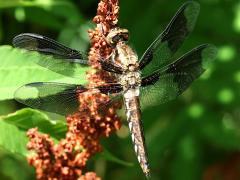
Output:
[[140, 44, 217, 108], [13, 33, 89, 78], [14, 82, 123, 115]]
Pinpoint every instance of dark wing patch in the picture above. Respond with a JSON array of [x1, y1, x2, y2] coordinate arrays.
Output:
[[99, 60, 124, 74], [140, 44, 217, 108], [139, 1, 200, 75], [97, 84, 123, 94], [13, 33, 87, 60]]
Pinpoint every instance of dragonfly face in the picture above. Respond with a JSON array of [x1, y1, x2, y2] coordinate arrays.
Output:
[[12, 1, 217, 178]]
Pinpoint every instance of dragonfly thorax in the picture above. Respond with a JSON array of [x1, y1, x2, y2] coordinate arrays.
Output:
[[115, 43, 139, 71], [114, 37, 141, 90], [119, 71, 141, 90]]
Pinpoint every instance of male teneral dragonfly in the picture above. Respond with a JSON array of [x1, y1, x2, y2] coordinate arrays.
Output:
[[13, 1, 217, 178]]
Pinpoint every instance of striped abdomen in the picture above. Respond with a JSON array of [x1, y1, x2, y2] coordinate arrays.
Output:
[[123, 89, 150, 177]]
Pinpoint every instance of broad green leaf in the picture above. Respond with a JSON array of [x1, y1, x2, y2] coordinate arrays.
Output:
[[0, 46, 88, 101], [1, 108, 67, 140], [0, 100, 17, 116], [0, 116, 28, 156]]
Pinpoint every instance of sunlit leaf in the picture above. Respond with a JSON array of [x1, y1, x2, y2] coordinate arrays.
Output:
[[2, 108, 67, 140], [0, 116, 28, 156]]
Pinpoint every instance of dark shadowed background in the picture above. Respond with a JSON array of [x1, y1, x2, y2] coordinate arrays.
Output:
[[0, 0, 239, 180]]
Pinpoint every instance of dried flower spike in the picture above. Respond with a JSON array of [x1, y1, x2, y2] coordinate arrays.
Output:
[[27, 0, 121, 179]]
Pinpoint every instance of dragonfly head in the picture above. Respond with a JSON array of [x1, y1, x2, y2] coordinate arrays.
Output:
[[106, 27, 129, 46]]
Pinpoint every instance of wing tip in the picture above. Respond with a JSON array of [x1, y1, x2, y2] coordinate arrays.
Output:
[[184, 1, 200, 9], [12, 33, 43, 48], [201, 44, 218, 69], [14, 85, 27, 105], [184, 1, 200, 32], [14, 83, 41, 104]]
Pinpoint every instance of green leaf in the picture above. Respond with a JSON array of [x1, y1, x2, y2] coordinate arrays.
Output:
[[0, 100, 17, 116], [0, 149, 35, 180], [99, 148, 134, 167], [0, 116, 29, 156], [1, 108, 67, 140], [0, 0, 76, 9], [0, 0, 82, 26], [0, 0, 83, 31], [0, 0, 22, 8], [0, 46, 88, 101]]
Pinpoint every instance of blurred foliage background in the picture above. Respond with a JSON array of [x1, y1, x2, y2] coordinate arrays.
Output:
[[0, 0, 239, 180]]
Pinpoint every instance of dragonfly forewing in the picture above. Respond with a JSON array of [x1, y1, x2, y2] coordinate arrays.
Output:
[[13, 33, 89, 78]]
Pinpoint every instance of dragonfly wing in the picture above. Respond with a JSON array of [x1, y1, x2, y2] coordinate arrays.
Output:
[[14, 82, 87, 115], [139, 1, 200, 75], [140, 44, 217, 108], [97, 84, 123, 94], [13, 33, 88, 60], [15, 82, 123, 116], [13, 33, 89, 78]]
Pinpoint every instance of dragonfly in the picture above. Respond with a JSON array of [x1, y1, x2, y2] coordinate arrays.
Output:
[[13, 1, 217, 178]]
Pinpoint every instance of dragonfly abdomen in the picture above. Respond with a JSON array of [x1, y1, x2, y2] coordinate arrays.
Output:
[[123, 89, 150, 177]]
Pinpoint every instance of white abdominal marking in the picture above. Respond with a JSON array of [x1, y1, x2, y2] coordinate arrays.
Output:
[[131, 133, 135, 142], [135, 144, 138, 154], [137, 154, 141, 163], [128, 121, 133, 130]]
